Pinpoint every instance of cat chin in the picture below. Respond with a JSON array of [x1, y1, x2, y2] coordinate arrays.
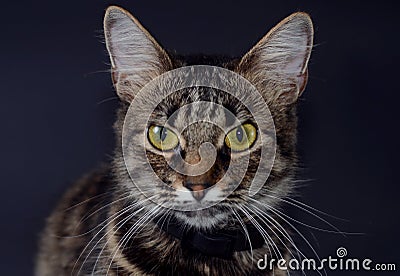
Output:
[[173, 209, 229, 230]]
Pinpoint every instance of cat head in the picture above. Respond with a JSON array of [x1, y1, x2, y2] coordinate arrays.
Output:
[[104, 6, 313, 229]]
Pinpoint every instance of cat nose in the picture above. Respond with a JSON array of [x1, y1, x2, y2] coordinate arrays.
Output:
[[183, 182, 210, 201]]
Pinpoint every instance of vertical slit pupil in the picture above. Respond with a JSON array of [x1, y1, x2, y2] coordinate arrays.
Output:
[[236, 126, 243, 142], [160, 127, 168, 141]]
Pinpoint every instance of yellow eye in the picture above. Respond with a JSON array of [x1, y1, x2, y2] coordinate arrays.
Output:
[[225, 123, 257, 151], [148, 125, 179, 151]]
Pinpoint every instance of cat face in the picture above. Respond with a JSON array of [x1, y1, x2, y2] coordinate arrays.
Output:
[[105, 6, 313, 229], [144, 88, 262, 226]]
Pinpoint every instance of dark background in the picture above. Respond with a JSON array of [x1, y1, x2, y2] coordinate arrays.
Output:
[[1, 0, 399, 275]]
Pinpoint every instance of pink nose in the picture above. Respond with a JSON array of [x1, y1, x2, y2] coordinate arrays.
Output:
[[183, 183, 208, 201]]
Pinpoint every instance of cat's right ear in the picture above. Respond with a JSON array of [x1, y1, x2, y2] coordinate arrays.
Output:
[[104, 6, 172, 102]]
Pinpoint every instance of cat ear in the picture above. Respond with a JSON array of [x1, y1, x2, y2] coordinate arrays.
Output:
[[104, 6, 172, 102], [236, 13, 313, 105]]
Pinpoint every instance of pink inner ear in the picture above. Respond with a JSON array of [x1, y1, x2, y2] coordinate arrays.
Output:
[[283, 53, 309, 94], [284, 54, 307, 76]]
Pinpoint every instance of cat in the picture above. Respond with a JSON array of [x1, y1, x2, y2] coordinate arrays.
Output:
[[36, 5, 313, 276]]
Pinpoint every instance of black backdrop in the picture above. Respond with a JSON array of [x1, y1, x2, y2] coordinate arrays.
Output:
[[1, 1, 399, 275]]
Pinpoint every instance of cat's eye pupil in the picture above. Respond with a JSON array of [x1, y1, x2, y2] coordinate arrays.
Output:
[[236, 126, 243, 142], [160, 127, 167, 141]]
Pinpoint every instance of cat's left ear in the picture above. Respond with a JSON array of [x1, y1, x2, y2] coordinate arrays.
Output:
[[104, 6, 172, 102], [236, 13, 313, 105]]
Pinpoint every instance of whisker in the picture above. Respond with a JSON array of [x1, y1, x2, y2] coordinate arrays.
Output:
[[231, 208, 254, 262], [259, 192, 360, 235], [67, 193, 133, 238], [90, 206, 145, 274], [236, 205, 283, 270], [105, 205, 162, 275], [96, 96, 120, 105], [244, 203, 307, 276], [248, 197, 326, 276], [265, 188, 350, 222], [242, 204, 294, 259], [73, 195, 155, 275]]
